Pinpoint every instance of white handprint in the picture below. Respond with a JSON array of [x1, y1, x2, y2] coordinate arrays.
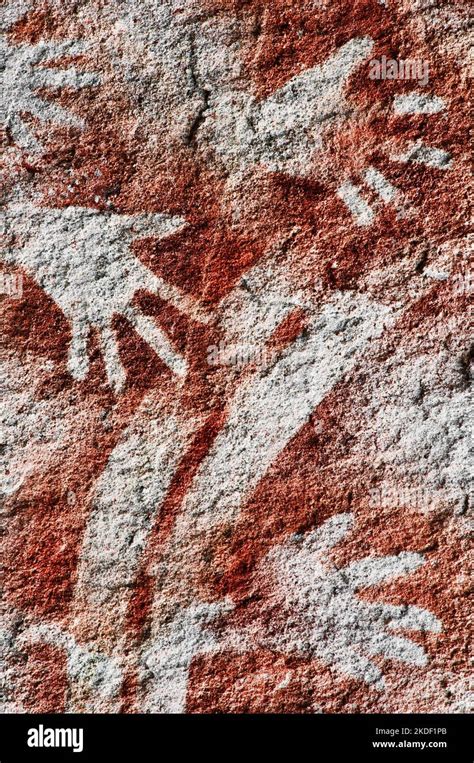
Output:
[[1, 34, 99, 153], [210, 37, 374, 177], [260, 513, 441, 688], [2, 203, 208, 391]]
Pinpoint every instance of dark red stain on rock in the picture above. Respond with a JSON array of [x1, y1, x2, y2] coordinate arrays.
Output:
[[23, 643, 68, 713]]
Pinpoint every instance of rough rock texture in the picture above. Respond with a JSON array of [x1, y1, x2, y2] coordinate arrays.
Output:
[[1, 0, 472, 714]]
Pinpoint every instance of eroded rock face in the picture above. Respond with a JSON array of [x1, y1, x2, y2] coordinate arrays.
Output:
[[1, 0, 471, 714]]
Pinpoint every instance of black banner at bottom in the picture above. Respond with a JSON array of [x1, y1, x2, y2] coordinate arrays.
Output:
[[1, 713, 471, 761]]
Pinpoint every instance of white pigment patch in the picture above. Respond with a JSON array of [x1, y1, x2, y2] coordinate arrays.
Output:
[[393, 93, 446, 114], [337, 181, 375, 226], [394, 142, 452, 169], [363, 167, 398, 202]]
